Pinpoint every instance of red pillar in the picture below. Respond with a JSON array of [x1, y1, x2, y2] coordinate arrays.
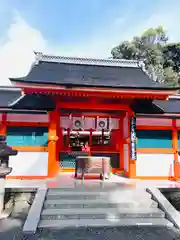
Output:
[[48, 110, 60, 177], [172, 119, 179, 180], [0, 113, 6, 136], [119, 115, 124, 170]]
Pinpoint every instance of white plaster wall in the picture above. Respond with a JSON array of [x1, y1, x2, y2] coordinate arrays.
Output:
[[136, 153, 174, 177], [136, 117, 172, 126], [124, 144, 129, 172], [8, 152, 48, 176], [6, 114, 49, 122]]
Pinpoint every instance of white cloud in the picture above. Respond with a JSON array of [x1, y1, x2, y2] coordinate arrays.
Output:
[[0, 13, 126, 86], [0, 14, 49, 86], [1, 2, 180, 86]]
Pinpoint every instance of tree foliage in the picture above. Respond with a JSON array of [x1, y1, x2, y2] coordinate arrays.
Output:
[[111, 26, 180, 87]]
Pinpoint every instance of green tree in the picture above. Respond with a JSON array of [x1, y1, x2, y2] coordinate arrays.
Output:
[[111, 26, 179, 86], [163, 43, 180, 72]]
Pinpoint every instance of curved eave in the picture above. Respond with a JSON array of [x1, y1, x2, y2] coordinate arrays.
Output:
[[10, 78, 180, 91]]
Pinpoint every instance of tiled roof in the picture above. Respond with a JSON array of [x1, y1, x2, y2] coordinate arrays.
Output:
[[9, 52, 176, 90], [0, 87, 22, 108], [131, 100, 164, 114], [153, 99, 180, 114], [10, 94, 55, 111], [0, 88, 54, 111]]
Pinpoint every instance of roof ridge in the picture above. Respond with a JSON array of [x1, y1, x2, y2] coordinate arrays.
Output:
[[34, 51, 140, 68], [0, 86, 21, 91]]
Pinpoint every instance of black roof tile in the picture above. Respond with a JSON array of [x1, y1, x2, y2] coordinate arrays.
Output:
[[131, 100, 164, 114], [10, 94, 55, 111], [0, 87, 22, 108], [153, 99, 180, 114], [0, 87, 54, 111], [9, 52, 177, 90], [132, 99, 180, 114]]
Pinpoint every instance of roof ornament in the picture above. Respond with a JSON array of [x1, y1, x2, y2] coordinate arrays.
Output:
[[34, 51, 43, 65], [33, 52, 139, 68], [138, 59, 156, 81]]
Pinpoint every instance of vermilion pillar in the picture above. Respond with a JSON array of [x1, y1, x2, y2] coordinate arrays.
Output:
[[172, 119, 179, 180], [0, 114, 6, 136], [48, 110, 60, 177], [119, 115, 124, 170]]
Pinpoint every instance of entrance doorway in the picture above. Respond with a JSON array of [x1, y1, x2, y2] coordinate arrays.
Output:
[[59, 115, 124, 172]]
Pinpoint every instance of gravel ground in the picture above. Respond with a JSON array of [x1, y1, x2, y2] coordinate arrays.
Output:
[[1, 212, 180, 240], [35, 226, 180, 240]]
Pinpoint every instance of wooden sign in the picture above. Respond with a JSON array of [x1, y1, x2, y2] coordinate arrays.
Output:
[[130, 117, 137, 160]]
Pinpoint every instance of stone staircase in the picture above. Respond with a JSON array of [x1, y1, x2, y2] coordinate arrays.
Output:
[[37, 186, 174, 229]]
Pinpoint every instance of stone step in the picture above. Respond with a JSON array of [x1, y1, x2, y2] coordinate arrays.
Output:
[[40, 208, 165, 220], [46, 193, 106, 200], [47, 191, 108, 196], [39, 218, 173, 229], [43, 198, 158, 209], [48, 187, 115, 193], [46, 191, 152, 201], [44, 199, 117, 209]]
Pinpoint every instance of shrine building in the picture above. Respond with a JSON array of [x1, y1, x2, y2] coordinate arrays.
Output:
[[1, 52, 180, 180]]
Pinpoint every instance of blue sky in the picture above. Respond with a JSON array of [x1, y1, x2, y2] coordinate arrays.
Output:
[[0, 0, 180, 85]]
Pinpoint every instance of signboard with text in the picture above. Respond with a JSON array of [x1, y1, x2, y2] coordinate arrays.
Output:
[[130, 117, 137, 160]]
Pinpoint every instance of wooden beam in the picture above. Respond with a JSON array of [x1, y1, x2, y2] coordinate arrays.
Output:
[[20, 83, 175, 99], [57, 102, 132, 113]]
